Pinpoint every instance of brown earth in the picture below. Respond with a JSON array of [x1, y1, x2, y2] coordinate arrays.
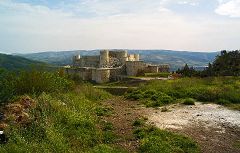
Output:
[[102, 97, 240, 153], [101, 97, 144, 152]]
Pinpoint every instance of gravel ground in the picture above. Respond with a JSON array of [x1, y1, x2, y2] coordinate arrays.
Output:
[[147, 102, 240, 153]]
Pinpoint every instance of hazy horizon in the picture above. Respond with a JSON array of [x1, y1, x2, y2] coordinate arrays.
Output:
[[1, 49, 221, 55], [1, 0, 240, 53]]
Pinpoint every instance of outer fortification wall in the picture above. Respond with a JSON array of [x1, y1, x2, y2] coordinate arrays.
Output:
[[65, 68, 92, 81], [126, 61, 146, 76], [73, 56, 99, 67], [80, 56, 100, 67], [94, 69, 110, 83], [144, 65, 159, 73], [158, 65, 170, 72]]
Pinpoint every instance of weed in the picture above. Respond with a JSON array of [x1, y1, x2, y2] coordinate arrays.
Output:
[[161, 106, 169, 112], [133, 118, 145, 127], [95, 107, 113, 116]]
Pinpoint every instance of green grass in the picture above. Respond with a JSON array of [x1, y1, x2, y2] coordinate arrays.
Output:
[[144, 72, 170, 78], [125, 77, 240, 109], [134, 127, 200, 153], [233, 140, 240, 149], [0, 84, 122, 153], [133, 118, 145, 127]]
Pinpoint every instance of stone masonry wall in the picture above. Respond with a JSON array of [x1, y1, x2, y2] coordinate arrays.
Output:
[[126, 61, 146, 76]]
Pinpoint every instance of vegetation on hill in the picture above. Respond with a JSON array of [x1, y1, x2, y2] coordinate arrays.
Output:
[[0, 53, 48, 71], [0, 69, 72, 104], [176, 50, 240, 77], [0, 69, 200, 153], [125, 77, 240, 109]]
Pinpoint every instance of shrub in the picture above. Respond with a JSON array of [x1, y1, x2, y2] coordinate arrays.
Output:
[[124, 90, 143, 100], [133, 118, 145, 127], [217, 99, 231, 105], [0, 70, 74, 104], [183, 98, 195, 105], [95, 107, 113, 116]]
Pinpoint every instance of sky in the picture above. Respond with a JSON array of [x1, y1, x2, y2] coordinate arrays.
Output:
[[0, 0, 240, 53]]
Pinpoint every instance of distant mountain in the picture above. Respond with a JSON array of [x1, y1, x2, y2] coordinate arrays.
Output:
[[128, 50, 219, 70], [17, 50, 99, 66], [17, 50, 220, 71], [0, 53, 48, 71]]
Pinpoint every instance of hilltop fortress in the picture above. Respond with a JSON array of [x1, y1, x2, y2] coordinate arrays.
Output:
[[65, 50, 169, 83]]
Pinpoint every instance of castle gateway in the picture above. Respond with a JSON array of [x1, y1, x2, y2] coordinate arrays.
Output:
[[65, 50, 169, 83]]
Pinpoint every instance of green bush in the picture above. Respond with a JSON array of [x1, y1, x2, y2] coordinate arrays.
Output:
[[133, 118, 145, 127], [124, 90, 143, 100], [217, 99, 231, 105], [183, 98, 195, 105], [0, 70, 74, 104]]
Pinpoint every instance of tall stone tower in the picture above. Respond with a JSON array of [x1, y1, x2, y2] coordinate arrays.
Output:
[[118, 50, 128, 64], [134, 54, 140, 61], [99, 50, 109, 68]]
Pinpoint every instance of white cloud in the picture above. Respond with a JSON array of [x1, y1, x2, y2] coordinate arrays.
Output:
[[0, 0, 240, 53], [215, 0, 240, 17]]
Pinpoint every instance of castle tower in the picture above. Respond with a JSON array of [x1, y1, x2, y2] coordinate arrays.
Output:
[[73, 54, 81, 66], [118, 50, 128, 64], [99, 50, 109, 68], [134, 54, 140, 61]]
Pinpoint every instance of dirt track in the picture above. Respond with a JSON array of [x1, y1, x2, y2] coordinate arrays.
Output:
[[102, 97, 240, 153], [147, 103, 240, 153]]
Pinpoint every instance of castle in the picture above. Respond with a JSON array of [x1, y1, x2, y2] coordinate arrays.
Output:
[[65, 50, 169, 83]]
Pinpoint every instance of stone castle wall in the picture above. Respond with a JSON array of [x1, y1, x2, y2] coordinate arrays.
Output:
[[144, 65, 159, 73], [65, 68, 92, 80], [74, 56, 100, 67], [94, 69, 110, 83], [126, 61, 146, 76], [69, 50, 169, 83]]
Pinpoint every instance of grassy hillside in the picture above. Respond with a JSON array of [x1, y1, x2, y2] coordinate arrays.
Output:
[[0, 53, 48, 71], [125, 77, 240, 110], [17, 50, 219, 70], [0, 70, 200, 153], [17, 50, 99, 66]]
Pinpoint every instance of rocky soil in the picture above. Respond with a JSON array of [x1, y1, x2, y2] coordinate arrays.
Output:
[[147, 102, 240, 153]]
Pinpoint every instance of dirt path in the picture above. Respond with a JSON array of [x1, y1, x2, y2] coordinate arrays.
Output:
[[147, 103, 240, 153], [101, 97, 144, 152], [102, 98, 240, 153]]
